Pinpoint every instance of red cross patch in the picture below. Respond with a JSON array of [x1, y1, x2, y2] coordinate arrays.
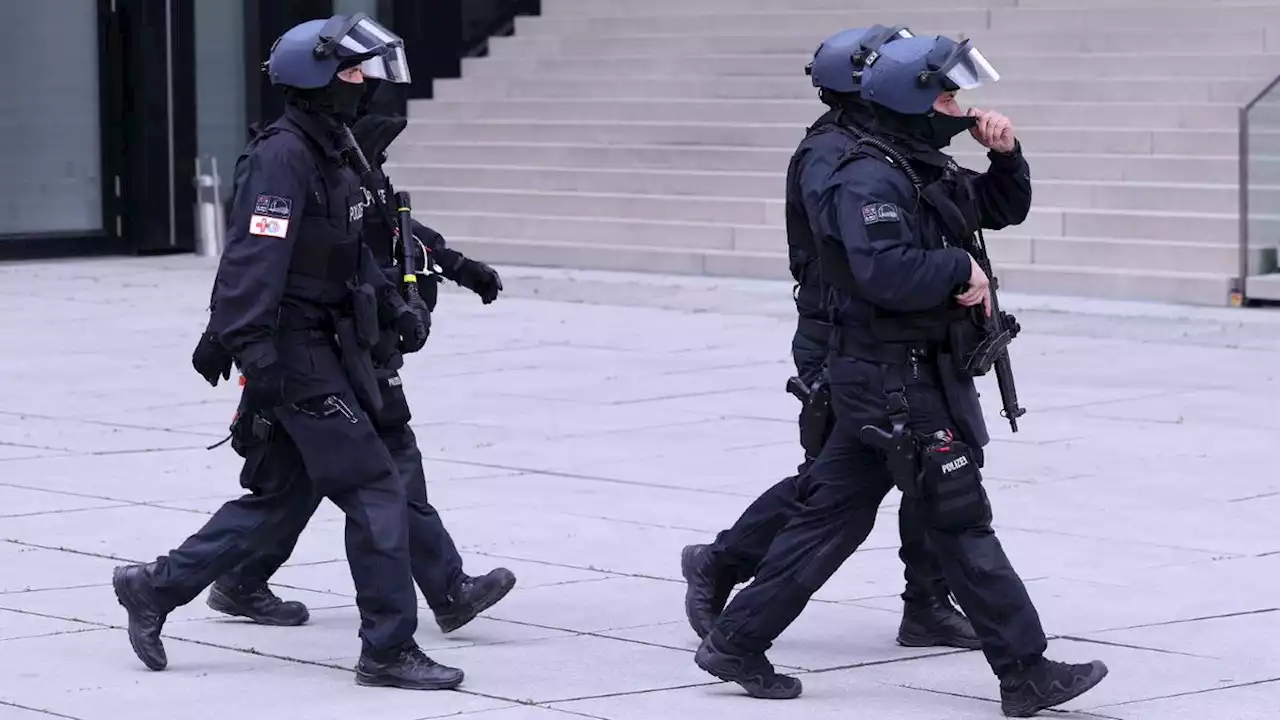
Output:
[[248, 213, 289, 239]]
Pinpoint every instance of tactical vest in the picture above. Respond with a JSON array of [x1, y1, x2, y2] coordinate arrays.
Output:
[[815, 136, 976, 343], [256, 122, 366, 305], [784, 110, 864, 284], [358, 168, 397, 267]]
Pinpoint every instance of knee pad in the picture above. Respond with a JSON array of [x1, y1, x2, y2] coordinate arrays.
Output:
[[919, 431, 991, 531]]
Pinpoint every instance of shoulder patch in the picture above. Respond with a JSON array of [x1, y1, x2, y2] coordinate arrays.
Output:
[[862, 202, 900, 225], [248, 214, 289, 239], [253, 194, 293, 219]]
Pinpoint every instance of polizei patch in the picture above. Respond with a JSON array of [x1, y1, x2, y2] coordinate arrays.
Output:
[[253, 194, 293, 219], [861, 202, 900, 225]]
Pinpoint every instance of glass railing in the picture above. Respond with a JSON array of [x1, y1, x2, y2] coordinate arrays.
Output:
[[1237, 73, 1280, 304]]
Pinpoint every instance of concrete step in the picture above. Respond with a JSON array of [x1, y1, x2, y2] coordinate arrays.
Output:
[[1011, 0, 1280, 6], [1245, 272, 1280, 300], [516, 8, 1280, 37], [392, 142, 1280, 184], [410, 98, 1243, 131], [462, 52, 1280, 81], [490, 28, 1279, 57], [391, 164, 784, 200], [433, 74, 1261, 103], [515, 9, 995, 36], [388, 162, 1279, 215], [994, 234, 1273, 275], [542, 0, 1280, 13], [391, 141, 793, 172], [404, 185, 1256, 244], [401, 119, 1262, 156], [540, 0, 1020, 14], [408, 186, 783, 225], [423, 206, 1267, 275], [441, 235, 1237, 305], [996, 264, 1235, 305], [420, 210, 772, 252], [990, 5, 1280, 31]]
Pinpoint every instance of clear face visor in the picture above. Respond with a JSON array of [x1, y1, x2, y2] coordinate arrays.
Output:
[[933, 39, 999, 90], [319, 14, 412, 84]]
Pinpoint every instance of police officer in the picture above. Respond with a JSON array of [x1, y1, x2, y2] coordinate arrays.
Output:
[[112, 15, 463, 691], [693, 35, 1109, 717], [199, 97, 515, 635], [680, 25, 978, 654]]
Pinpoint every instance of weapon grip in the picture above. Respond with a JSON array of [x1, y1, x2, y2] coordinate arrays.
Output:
[[394, 191, 415, 280]]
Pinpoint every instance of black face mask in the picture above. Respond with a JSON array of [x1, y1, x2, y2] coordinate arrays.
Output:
[[920, 113, 977, 149], [329, 78, 366, 124]]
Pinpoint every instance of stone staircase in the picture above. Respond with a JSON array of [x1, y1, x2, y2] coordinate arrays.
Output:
[[392, 0, 1280, 306]]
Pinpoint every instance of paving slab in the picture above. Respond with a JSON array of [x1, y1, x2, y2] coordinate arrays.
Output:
[[0, 608, 94, 642], [1100, 680, 1280, 719], [0, 256, 1277, 718], [0, 630, 510, 720]]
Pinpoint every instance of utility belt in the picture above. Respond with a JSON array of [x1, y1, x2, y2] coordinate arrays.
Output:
[[283, 273, 352, 305], [832, 326, 939, 366], [795, 316, 833, 346]]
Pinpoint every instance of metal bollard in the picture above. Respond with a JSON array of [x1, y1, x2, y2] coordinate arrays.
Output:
[[194, 156, 226, 257]]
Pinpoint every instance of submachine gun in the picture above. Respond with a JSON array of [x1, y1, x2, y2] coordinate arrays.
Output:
[[337, 125, 441, 313], [961, 227, 1026, 432]]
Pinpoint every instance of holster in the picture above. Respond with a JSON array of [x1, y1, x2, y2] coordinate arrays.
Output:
[[861, 391, 922, 497], [229, 406, 275, 459], [797, 376, 834, 459]]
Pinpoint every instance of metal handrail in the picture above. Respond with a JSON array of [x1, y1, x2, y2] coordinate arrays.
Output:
[[1237, 71, 1280, 304]]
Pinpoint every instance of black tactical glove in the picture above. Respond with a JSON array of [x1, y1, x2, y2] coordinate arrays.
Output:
[[192, 331, 233, 387], [241, 358, 286, 410], [395, 303, 429, 354], [455, 259, 503, 304]]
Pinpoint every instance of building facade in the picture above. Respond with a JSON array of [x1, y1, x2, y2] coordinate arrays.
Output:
[[1, 0, 526, 261]]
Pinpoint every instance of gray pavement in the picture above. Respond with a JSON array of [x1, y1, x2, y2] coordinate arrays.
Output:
[[1, 255, 1279, 720]]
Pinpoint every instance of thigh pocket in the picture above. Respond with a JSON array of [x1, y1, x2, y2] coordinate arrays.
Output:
[[238, 437, 301, 497], [372, 373, 412, 431], [919, 435, 991, 531], [279, 394, 393, 495]]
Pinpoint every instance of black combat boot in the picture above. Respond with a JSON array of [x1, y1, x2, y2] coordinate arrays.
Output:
[[681, 544, 734, 639], [897, 595, 982, 650], [999, 658, 1109, 717], [355, 643, 465, 690], [207, 581, 310, 626], [112, 563, 171, 671], [694, 633, 802, 700], [434, 568, 517, 633]]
